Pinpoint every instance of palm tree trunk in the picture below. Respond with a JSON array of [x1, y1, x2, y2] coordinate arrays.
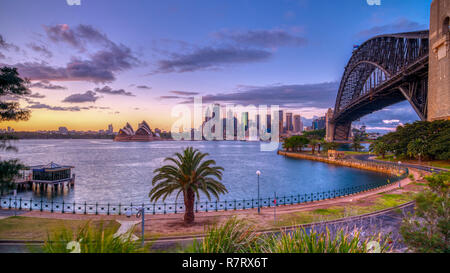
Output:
[[184, 189, 195, 224]]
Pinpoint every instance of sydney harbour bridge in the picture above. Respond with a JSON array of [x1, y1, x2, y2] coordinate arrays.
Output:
[[328, 30, 430, 141], [326, 0, 449, 142]]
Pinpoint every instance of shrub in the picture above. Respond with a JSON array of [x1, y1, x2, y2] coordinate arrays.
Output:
[[43, 221, 145, 253], [190, 218, 390, 253], [400, 172, 450, 253]]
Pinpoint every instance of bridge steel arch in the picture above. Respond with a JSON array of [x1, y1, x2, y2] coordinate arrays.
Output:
[[330, 31, 429, 141]]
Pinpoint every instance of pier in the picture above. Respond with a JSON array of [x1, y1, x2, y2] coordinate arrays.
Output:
[[14, 162, 75, 194]]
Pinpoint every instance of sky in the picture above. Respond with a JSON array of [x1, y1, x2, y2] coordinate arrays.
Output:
[[0, 0, 431, 132]]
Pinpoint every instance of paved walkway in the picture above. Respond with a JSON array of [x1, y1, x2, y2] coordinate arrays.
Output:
[[353, 154, 448, 173], [0, 209, 27, 219], [114, 220, 140, 241]]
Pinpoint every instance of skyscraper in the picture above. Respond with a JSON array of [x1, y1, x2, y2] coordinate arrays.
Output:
[[294, 115, 302, 133], [107, 124, 113, 134], [278, 110, 284, 134], [286, 112, 293, 132]]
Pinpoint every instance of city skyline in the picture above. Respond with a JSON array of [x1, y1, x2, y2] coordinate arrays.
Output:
[[0, 0, 431, 132]]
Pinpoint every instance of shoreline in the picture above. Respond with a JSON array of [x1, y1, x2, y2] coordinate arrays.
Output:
[[278, 150, 406, 176]]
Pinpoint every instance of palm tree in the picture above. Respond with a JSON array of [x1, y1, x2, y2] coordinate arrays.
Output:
[[407, 138, 427, 163], [309, 139, 320, 155], [369, 140, 389, 159], [149, 147, 228, 224]]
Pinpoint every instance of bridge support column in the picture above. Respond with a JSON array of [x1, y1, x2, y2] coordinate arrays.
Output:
[[325, 108, 335, 142], [333, 122, 352, 142], [428, 0, 450, 121]]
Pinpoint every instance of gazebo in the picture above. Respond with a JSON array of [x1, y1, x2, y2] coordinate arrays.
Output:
[[30, 162, 75, 193]]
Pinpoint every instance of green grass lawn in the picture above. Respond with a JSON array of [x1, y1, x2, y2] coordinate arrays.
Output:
[[0, 217, 119, 240], [344, 151, 370, 155], [275, 192, 416, 227]]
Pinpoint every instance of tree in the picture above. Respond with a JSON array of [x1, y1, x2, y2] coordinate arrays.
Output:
[[309, 139, 320, 155], [400, 172, 449, 253], [351, 134, 364, 152], [149, 147, 228, 224], [303, 129, 325, 140], [290, 135, 309, 152], [407, 138, 428, 163], [370, 139, 389, 159], [0, 67, 31, 192], [322, 141, 340, 153], [377, 120, 450, 161], [282, 138, 293, 152]]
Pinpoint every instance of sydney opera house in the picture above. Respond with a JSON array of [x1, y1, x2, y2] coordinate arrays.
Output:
[[114, 121, 161, 142]]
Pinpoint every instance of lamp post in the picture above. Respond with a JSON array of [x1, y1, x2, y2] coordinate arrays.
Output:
[[256, 170, 261, 214], [136, 205, 145, 247]]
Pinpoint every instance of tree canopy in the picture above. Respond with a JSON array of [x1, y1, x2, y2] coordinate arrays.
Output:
[[374, 120, 450, 161]]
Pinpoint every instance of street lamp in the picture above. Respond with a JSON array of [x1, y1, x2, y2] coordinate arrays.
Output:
[[127, 205, 146, 247], [256, 170, 261, 214], [136, 205, 145, 247]]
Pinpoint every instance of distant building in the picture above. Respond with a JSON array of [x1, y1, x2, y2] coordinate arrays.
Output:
[[107, 124, 113, 134], [58, 127, 69, 134], [286, 113, 293, 132], [115, 121, 161, 142], [266, 114, 272, 133], [294, 115, 302, 133], [312, 116, 326, 130], [278, 110, 284, 135]]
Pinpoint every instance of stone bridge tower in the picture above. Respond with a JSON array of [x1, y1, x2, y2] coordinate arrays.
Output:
[[428, 0, 450, 121]]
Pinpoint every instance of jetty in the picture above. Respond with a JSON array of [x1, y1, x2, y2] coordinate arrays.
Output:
[[14, 162, 75, 193]]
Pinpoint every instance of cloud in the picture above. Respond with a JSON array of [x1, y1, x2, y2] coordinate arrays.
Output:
[[62, 90, 100, 103], [4, 24, 139, 83], [27, 92, 46, 98], [214, 29, 307, 48], [354, 101, 420, 132], [43, 24, 111, 50], [159, 95, 184, 99], [27, 43, 52, 58], [153, 46, 272, 74], [169, 90, 199, 96], [189, 82, 339, 108], [0, 34, 20, 52], [7, 42, 137, 83], [30, 80, 66, 90], [28, 103, 90, 112], [356, 18, 427, 38], [136, 85, 151, 89], [0, 52, 5, 59], [93, 86, 135, 96], [382, 119, 400, 124]]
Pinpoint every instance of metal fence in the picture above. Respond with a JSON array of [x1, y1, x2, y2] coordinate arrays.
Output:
[[0, 172, 407, 215]]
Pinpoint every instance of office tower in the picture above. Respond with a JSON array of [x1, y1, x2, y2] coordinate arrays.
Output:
[[278, 110, 284, 134], [294, 115, 302, 133], [286, 112, 293, 132]]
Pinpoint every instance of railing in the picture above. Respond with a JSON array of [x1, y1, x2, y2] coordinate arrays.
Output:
[[0, 172, 407, 215]]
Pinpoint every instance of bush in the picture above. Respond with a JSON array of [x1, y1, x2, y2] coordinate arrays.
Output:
[[400, 172, 450, 253], [43, 221, 146, 253], [190, 217, 259, 253], [189, 218, 391, 253]]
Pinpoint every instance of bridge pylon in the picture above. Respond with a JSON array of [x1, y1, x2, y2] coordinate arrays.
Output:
[[428, 0, 450, 121]]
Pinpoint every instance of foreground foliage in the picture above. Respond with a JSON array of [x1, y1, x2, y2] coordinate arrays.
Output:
[[400, 172, 450, 253], [0, 67, 30, 193], [190, 217, 391, 253], [43, 221, 144, 253]]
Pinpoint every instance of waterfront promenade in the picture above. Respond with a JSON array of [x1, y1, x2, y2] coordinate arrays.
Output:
[[1, 168, 421, 235]]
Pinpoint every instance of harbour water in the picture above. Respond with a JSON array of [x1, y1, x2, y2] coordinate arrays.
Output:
[[1, 139, 394, 204]]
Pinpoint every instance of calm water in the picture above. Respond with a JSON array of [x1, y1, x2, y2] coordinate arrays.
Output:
[[1, 139, 393, 204]]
